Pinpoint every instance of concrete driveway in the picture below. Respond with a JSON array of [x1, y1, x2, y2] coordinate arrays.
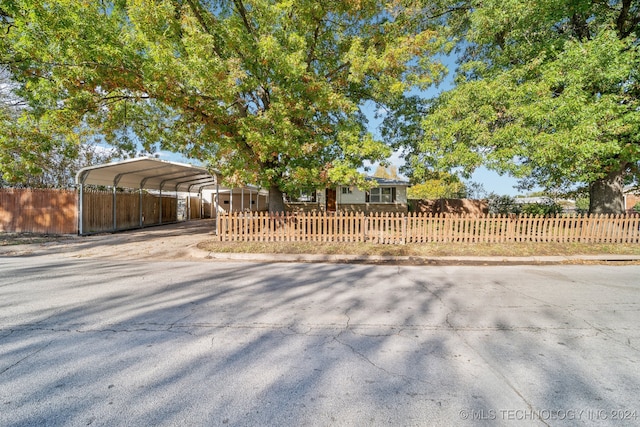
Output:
[[0, 220, 217, 260], [0, 253, 639, 426]]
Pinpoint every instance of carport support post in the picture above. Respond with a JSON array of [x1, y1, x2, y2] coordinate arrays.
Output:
[[78, 183, 84, 235], [241, 188, 245, 212], [139, 188, 143, 228], [112, 186, 117, 232], [200, 190, 204, 219], [215, 183, 220, 235], [215, 182, 220, 219], [159, 187, 163, 225]]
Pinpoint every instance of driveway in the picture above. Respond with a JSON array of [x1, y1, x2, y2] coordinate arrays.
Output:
[[0, 220, 217, 261], [0, 253, 638, 426]]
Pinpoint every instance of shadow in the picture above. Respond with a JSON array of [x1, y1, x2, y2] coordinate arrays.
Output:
[[0, 261, 638, 425]]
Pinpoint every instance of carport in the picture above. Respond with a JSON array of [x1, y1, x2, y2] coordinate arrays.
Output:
[[76, 157, 266, 235]]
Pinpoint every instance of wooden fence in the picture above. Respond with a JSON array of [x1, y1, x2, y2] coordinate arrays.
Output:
[[80, 189, 179, 234], [1, 188, 199, 234], [0, 188, 78, 234], [217, 212, 640, 244]]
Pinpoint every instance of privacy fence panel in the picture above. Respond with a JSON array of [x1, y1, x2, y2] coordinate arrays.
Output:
[[0, 188, 78, 234], [81, 190, 178, 234], [217, 212, 640, 244]]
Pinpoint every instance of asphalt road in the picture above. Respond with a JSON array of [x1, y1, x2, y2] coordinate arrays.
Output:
[[1, 257, 639, 426]]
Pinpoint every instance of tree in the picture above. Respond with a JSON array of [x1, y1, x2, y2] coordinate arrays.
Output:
[[0, 67, 114, 187], [1, 0, 444, 211], [394, 0, 640, 214], [372, 165, 400, 180], [406, 172, 466, 199]]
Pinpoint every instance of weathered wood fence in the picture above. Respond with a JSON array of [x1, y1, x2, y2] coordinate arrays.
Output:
[[218, 212, 640, 244], [80, 189, 180, 234], [1, 188, 78, 234], [1, 188, 206, 234]]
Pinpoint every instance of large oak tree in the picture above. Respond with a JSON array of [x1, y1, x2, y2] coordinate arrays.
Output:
[[393, 0, 640, 213], [0, 0, 444, 211]]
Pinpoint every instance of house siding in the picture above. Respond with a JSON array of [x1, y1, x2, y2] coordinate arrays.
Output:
[[338, 203, 408, 214], [336, 185, 408, 205], [337, 187, 367, 204]]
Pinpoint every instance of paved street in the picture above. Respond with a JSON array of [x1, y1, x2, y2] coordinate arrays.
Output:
[[1, 256, 639, 426]]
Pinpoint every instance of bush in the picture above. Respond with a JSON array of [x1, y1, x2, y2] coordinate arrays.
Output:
[[488, 194, 563, 216], [575, 197, 590, 214], [487, 194, 520, 215], [521, 200, 564, 216], [634, 202, 640, 213]]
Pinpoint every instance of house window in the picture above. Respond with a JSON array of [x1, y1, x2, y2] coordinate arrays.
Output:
[[341, 187, 353, 194], [368, 187, 396, 203]]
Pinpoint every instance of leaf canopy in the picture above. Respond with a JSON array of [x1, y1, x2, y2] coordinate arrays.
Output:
[[1, 0, 445, 200], [398, 0, 640, 197]]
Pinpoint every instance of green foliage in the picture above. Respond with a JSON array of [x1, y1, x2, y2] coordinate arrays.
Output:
[[0, 1, 445, 206], [372, 165, 400, 180], [488, 193, 564, 216], [394, 1, 640, 211], [575, 197, 590, 215], [407, 171, 466, 199], [487, 194, 520, 215], [408, 180, 465, 200], [634, 202, 640, 214], [520, 200, 563, 216]]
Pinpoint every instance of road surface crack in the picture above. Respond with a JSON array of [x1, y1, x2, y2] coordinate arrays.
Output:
[[0, 340, 52, 376], [332, 335, 427, 384]]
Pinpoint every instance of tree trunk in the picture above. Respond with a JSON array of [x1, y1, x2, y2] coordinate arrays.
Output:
[[268, 185, 286, 213], [589, 167, 626, 214]]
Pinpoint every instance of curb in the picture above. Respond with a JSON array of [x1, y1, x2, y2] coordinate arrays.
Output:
[[201, 251, 640, 265]]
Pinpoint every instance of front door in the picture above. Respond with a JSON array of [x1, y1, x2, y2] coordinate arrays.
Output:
[[326, 189, 336, 211]]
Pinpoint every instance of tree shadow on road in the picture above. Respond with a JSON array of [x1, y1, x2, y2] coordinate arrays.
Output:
[[0, 261, 638, 425]]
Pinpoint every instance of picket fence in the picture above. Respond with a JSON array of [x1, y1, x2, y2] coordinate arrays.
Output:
[[217, 211, 640, 244]]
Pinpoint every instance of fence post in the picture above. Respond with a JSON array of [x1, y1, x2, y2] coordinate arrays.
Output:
[[402, 214, 407, 244]]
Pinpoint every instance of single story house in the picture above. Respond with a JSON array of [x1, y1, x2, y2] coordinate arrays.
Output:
[[287, 176, 411, 214]]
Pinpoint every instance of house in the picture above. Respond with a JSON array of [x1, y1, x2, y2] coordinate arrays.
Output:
[[286, 176, 410, 214], [624, 185, 640, 213]]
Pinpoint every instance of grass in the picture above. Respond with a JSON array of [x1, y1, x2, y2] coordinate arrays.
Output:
[[197, 240, 640, 257]]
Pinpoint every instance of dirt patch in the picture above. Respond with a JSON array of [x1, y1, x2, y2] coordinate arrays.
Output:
[[197, 240, 640, 258], [0, 232, 74, 246]]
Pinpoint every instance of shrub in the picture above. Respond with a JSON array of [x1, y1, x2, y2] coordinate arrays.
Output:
[[487, 194, 520, 215], [521, 200, 564, 216]]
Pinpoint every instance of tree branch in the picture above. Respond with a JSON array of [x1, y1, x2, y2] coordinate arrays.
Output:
[[325, 61, 351, 81], [616, 0, 632, 37], [306, 21, 322, 72], [184, 0, 225, 58], [233, 0, 255, 38]]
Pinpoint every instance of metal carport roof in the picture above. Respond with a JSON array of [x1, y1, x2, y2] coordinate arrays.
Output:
[[76, 157, 219, 192]]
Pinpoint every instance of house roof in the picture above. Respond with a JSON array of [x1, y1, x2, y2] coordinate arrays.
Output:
[[76, 157, 220, 193]]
